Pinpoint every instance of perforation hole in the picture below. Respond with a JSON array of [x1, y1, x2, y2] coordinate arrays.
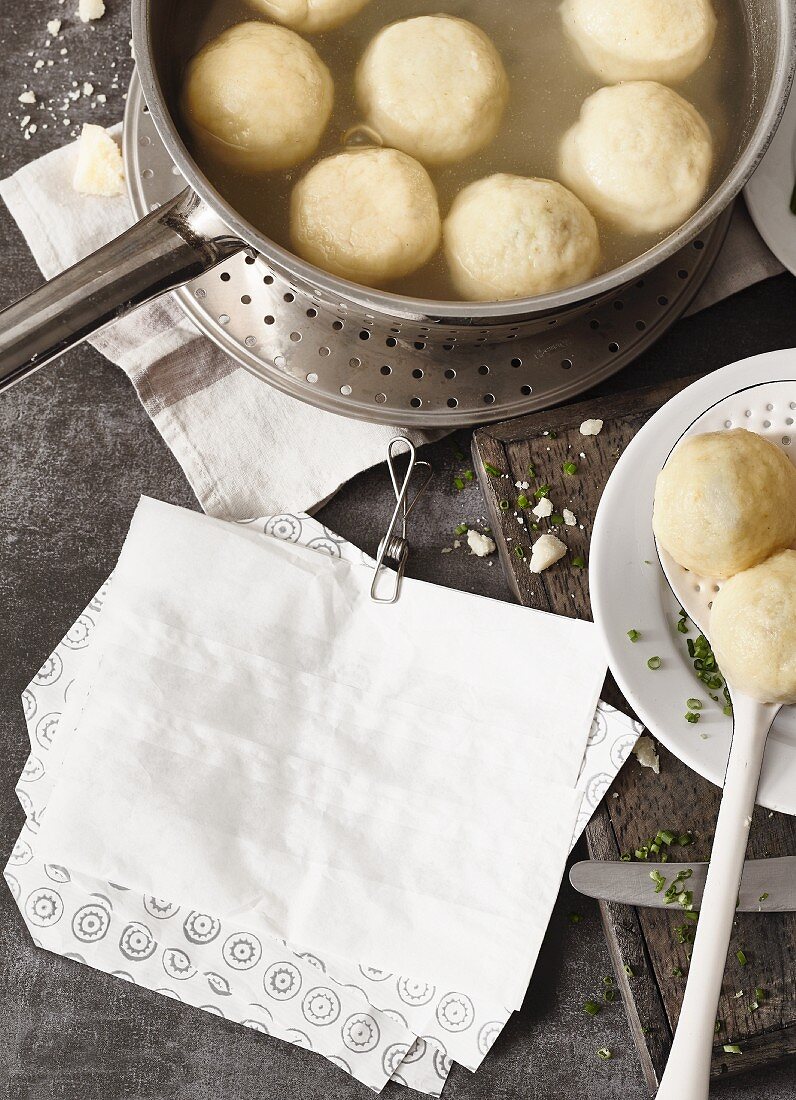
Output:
[[349, 357, 361, 368], [359, 330, 371, 341], [444, 368, 456, 380], [412, 368, 424, 379], [333, 320, 344, 331], [478, 364, 490, 375], [264, 315, 275, 325], [306, 372, 318, 383], [608, 342, 619, 353], [447, 397, 458, 408], [290, 331, 301, 342], [375, 393, 387, 404], [678, 269, 689, 280], [635, 320, 646, 331], [240, 295, 251, 305], [511, 358, 522, 367], [520, 385, 532, 396], [306, 308, 318, 318], [319, 346, 331, 357], [220, 272, 231, 282], [263, 275, 274, 285], [218, 313, 230, 326], [410, 396, 422, 408], [483, 393, 495, 405], [340, 385, 352, 396], [561, 359, 572, 370], [244, 336, 256, 347], [380, 365, 392, 376]]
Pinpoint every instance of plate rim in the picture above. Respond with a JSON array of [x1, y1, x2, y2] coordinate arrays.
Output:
[[590, 350, 796, 813], [745, 87, 796, 276]]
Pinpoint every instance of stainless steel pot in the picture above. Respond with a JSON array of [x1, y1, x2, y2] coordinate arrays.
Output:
[[0, 0, 793, 395]]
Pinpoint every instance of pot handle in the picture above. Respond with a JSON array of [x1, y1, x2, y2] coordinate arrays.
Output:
[[0, 187, 243, 394]]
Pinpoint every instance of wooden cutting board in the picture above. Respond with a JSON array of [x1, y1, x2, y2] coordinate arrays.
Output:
[[472, 380, 796, 1091]]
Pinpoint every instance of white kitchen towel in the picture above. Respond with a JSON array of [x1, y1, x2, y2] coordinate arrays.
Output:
[[0, 127, 784, 520], [7, 509, 643, 1095]]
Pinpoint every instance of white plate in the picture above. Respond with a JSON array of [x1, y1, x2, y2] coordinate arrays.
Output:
[[745, 87, 796, 275], [590, 351, 796, 813]]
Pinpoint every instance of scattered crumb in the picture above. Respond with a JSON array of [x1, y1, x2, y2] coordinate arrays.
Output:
[[78, 0, 105, 21], [73, 123, 124, 196], [633, 734, 660, 774], [47, 18, 62, 34], [467, 530, 497, 558], [580, 419, 604, 437], [529, 533, 567, 573], [563, 508, 577, 527], [18, 90, 36, 104], [532, 497, 554, 519], [82, 82, 94, 96]]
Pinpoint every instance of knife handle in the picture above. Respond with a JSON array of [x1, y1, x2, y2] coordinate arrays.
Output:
[[655, 693, 778, 1100]]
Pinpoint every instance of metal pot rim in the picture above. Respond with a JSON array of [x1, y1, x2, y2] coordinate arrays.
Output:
[[133, 0, 795, 324]]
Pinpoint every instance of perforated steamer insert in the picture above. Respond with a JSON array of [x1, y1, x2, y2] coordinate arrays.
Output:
[[124, 72, 732, 429]]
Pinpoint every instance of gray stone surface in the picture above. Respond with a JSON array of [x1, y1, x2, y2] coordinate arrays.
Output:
[[1, 3, 795, 1098]]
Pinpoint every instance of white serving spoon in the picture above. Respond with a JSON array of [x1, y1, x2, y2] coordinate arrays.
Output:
[[654, 382, 790, 1100]]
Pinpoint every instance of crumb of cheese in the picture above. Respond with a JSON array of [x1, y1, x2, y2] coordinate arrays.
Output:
[[47, 18, 62, 35], [632, 734, 660, 774], [529, 533, 567, 573], [18, 90, 36, 104], [580, 419, 604, 437], [467, 530, 496, 558], [78, 0, 105, 23], [532, 497, 554, 519], [563, 508, 577, 526], [73, 123, 124, 196]]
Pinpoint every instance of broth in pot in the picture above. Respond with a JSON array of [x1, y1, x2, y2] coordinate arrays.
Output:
[[178, 0, 750, 302]]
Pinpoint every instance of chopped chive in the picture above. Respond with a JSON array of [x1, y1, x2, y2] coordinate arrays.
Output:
[[453, 477, 465, 491], [602, 976, 613, 986], [647, 656, 662, 670], [715, 1020, 723, 1033], [687, 699, 703, 710], [678, 832, 693, 846], [550, 514, 565, 525], [627, 629, 641, 642], [572, 555, 587, 569], [584, 1000, 601, 1016], [724, 704, 734, 717], [454, 523, 468, 536], [548, 430, 558, 439], [569, 912, 583, 924], [563, 460, 578, 475], [658, 829, 676, 845], [677, 620, 689, 633], [483, 462, 503, 477], [596, 1047, 612, 1060], [755, 987, 765, 1000], [758, 893, 769, 903], [517, 493, 530, 509], [527, 463, 536, 478], [534, 483, 551, 499], [620, 853, 631, 862], [624, 964, 635, 977], [672, 966, 684, 978], [723, 1045, 742, 1055], [687, 638, 696, 658], [514, 546, 526, 559], [685, 711, 701, 724], [604, 988, 617, 1003], [650, 869, 667, 893], [499, 499, 510, 511], [463, 469, 474, 482], [736, 949, 747, 967]]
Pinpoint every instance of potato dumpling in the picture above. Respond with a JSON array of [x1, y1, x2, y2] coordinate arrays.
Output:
[[653, 429, 796, 579], [711, 551, 796, 704], [355, 15, 509, 166], [290, 147, 441, 285], [560, 81, 712, 234], [247, 0, 371, 34], [444, 175, 600, 301], [561, 0, 717, 83], [182, 22, 333, 172]]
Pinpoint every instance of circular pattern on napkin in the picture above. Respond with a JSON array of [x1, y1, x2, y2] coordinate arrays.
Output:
[[143, 896, 180, 919], [262, 960, 303, 999], [72, 902, 111, 942], [119, 921, 157, 961], [302, 986, 341, 1025], [435, 991, 475, 1031], [396, 976, 436, 1005], [25, 886, 64, 927], [183, 911, 221, 944], [342, 1012, 380, 1052], [223, 932, 263, 970]]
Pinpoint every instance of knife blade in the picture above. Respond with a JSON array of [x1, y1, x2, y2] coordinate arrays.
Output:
[[569, 857, 796, 912]]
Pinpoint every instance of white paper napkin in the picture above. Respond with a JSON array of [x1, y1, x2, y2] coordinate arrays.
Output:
[[0, 127, 783, 520], [7, 508, 644, 1094]]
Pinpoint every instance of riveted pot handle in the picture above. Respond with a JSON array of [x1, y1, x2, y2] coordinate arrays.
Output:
[[0, 187, 243, 394]]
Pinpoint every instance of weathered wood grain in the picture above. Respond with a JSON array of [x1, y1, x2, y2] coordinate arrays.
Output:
[[473, 381, 796, 1091]]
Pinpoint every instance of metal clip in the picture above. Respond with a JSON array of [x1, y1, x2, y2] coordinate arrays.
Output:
[[370, 437, 433, 604]]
